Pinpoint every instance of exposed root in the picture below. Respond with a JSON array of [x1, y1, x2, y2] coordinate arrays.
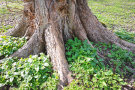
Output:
[[10, 30, 45, 58], [77, 0, 135, 53], [45, 26, 73, 89], [73, 11, 106, 60], [116, 39, 135, 53], [73, 11, 88, 41], [2, 18, 28, 37]]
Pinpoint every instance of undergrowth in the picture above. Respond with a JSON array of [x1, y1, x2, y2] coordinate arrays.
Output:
[[0, 28, 134, 89], [0, 36, 26, 58], [65, 38, 128, 89], [64, 28, 135, 89], [0, 53, 58, 90], [95, 42, 135, 77], [0, 25, 13, 33], [0, 36, 59, 89]]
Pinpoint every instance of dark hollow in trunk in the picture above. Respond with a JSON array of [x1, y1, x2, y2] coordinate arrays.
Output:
[[2, 0, 135, 89]]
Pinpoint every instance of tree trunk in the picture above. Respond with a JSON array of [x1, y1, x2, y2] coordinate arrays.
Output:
[[2, 0, 135, 89]]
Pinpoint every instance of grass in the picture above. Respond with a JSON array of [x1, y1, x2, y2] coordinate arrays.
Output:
[[88, 0, 135, 31], [0, 1, 23, 15], [114, 28, 135, 43]]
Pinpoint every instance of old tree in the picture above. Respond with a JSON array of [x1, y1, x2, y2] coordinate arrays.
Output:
[[2, 0, 135, 89]]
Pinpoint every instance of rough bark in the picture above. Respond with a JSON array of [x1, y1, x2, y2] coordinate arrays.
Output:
[[45, 25, 73, 89], [11, 30, 45, 58], [2, 0, 135, 89], [3, 18, 28, 37], [77, 0, 135, 52]]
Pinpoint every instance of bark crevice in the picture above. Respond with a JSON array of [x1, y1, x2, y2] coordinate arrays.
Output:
[[45, 25, 73, 88]]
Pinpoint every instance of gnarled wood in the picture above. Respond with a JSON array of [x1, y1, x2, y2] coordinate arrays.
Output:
[[11, 30, 45, 58], [77, 0, 135, 52]]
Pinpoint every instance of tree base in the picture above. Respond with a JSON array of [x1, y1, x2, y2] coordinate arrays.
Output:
[[2, 0, 135, 89]]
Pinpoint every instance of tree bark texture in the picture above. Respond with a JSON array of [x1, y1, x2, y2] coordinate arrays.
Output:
[[2, 0, 135, 89]]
